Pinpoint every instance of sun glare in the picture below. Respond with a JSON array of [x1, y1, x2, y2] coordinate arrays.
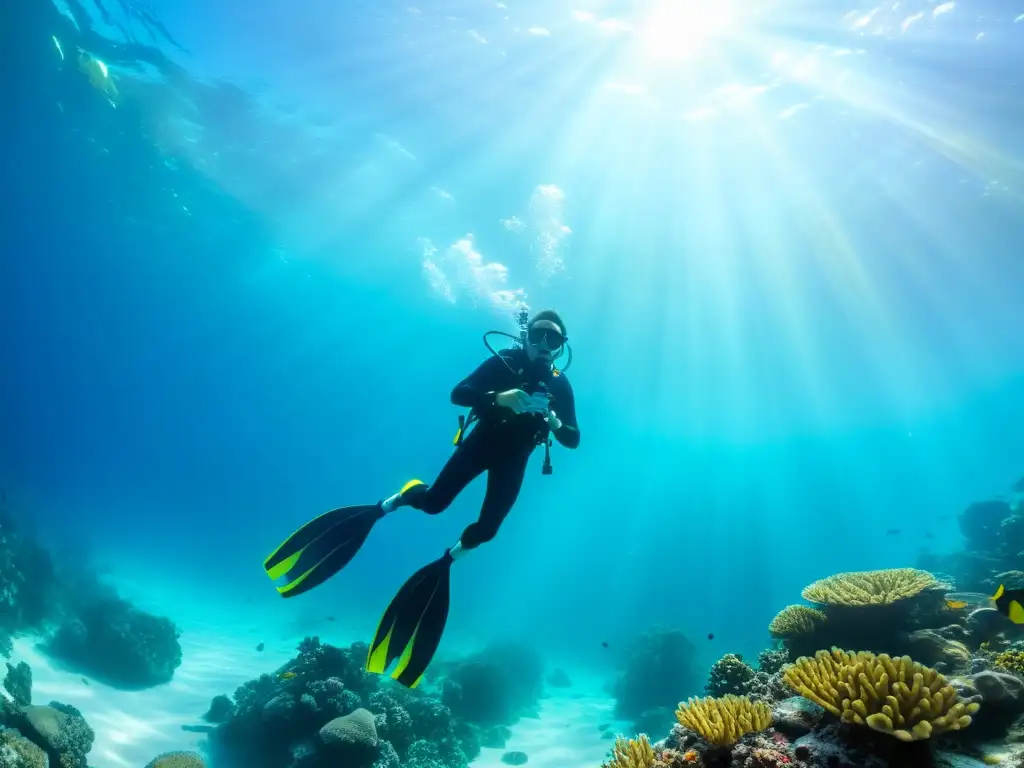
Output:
[[633, 0, 740, 60]]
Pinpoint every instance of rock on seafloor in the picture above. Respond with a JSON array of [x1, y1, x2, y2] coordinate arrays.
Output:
[[771, 696, 825, 739]]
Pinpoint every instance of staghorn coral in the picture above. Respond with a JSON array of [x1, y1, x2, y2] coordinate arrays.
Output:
[[675, 695, 772, 747], [756, 649, 790, 676], [601, 734, 656, 768], [781, 647, 980, 742], [801, 568, 938, 607], [768, 606, 827, 638]]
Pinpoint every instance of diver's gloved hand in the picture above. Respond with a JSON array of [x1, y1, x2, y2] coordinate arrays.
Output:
[[495, 389, 539, 414], [545, 409, 563, 430]]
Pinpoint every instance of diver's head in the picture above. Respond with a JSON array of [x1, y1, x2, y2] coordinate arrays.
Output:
[[525, 309, 566, 365]]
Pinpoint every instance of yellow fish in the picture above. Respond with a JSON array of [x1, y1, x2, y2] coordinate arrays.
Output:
[[945, 599, 969, 610], [279, 671, 297, 680]]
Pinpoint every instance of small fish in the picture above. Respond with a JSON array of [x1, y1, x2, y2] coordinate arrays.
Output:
[[707, 633, 714, 641], [601, 641, 609, 648], [81, 677, 89, 685], [944, 586, 1024, 623], [886, 529, 901, 535], [280, 671, 297, 680], [326, 616, 336, 622], [256, 642, 265, 652], [924, 532, 934, 539], [994, 585, 1024, 623]]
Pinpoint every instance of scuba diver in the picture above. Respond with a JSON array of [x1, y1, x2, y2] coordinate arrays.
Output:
[[263, 308, 580, 688]]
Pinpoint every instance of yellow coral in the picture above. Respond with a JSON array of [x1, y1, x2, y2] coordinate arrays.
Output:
[[768, 605, 828, 638], [993, 650, 1024, 674], [675, 695, 772, 747], [800, 568, 938, 607], [602, 735, 656, 768], [782, 648, 980, 742]]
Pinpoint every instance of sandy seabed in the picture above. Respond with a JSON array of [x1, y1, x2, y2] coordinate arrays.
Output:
[[8, 573, 622, 768]]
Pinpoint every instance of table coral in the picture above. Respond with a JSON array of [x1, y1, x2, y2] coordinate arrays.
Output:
[[801, 569, 938, 608], [769, 606, 827, 639], [781, 648, 979, 741]]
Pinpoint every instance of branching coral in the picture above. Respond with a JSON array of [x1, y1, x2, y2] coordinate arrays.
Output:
[[992, 650, 1024, 674], [800, 569, 938, 608], [675, 695, 772, 747], [781, 648, 979, 742], [768, 606, 827, 638], [601, 735, 656, 768], [706, 654, 755, 697], [756, 649, 790, 675]]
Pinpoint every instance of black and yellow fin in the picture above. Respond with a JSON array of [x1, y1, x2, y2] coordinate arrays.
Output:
[[366, 551, 453, 688], [994, 584, 1006, 600], [263, 504, 384, 598], [400, 479, 425, 494]]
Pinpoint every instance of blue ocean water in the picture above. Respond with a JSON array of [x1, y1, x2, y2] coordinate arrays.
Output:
[[2, 0, 1024, 765]]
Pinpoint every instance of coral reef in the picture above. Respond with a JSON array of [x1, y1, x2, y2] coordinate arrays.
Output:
[[144, 752, 207, 768], [438, 643, 544, 726], [0, 510, 59, 633], [11, 702, 96, 768], [781, 648, 979, 741], [919, 480, 1024, 599], [613, 629, 700, 730], [0, 728, 48, 768], [0, 660, 96, 768], [209, 636, 478, 768], [3, 662, 31, 708], [597, 480, 1024, 768], [46, 596, 182, 688], [675, 695, 772, 747], [767, 567, 967, 662]]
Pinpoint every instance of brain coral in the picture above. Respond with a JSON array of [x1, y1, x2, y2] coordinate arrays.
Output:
[[144, 752, 207, 768]]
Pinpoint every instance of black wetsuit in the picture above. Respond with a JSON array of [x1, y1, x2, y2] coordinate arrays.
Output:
[[406, 348, 580, 548]]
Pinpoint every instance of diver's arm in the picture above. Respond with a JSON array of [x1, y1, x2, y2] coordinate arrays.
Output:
[[549, 378, 580, 449], [450, 355, 508, 412]]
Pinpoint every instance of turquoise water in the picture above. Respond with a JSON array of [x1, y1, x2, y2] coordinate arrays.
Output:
[[2, 0, 1024, 766]]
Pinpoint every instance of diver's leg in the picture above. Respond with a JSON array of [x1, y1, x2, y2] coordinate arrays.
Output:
[[380, 430, 489, 515], [453, 450, 530, 555]]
